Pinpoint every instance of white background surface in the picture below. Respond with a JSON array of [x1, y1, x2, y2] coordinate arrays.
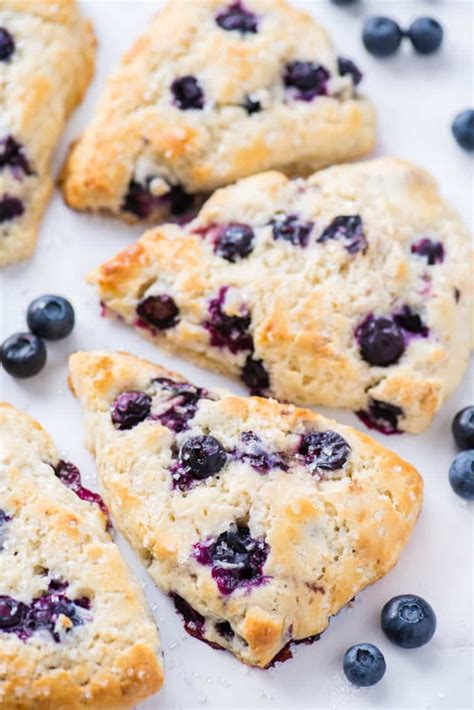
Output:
[[1, 1, 473, 708]]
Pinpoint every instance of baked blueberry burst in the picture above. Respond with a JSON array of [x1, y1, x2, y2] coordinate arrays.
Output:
[[54, 460, 109, 520], [298, 430, 351, 475], [204, 287, 253, 354], [215, 1, 259, 34], [235, 431, 288, 474], [194, 524, 269, 595], [0, 580, 91, 642], [284, 61, 330, 101], [154, 377, 209, 432], [317, 215, 367, 254]]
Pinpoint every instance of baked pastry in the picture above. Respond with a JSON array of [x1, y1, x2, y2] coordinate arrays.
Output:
[[69, 350, 423, 668], [89, 157, 472, 434], [0, 0, 95, 266], [61, 0, 375, 223], [0, 403, 163, 709]]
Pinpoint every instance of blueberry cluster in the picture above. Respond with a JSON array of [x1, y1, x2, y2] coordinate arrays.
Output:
[[449, 407, 474, 500], [362, 15, 443, 58], [0, 296, 75, 378]]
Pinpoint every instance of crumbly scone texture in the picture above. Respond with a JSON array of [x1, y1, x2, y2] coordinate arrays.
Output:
[[0, 403, 164, 709], [69, 350, 423, 668], [61, 0, 375, 222], [0, 0, 95, 266], [89, 158, 473, 434]]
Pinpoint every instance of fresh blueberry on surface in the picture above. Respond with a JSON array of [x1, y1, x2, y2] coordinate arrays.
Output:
[[0, 136, 32, 176], [111, 391, 152, 430], [452, 110, 474, 152], [381, 594, 436, 648], [317, 215, 367, 254], [452, 407, 474, 450], [171, 75, 205, 110], [241, 355, 270, 393], [0, 28, 15, 61], [27, 295, 75, 341], [0, 332, 46, 378], [0, 195, 24, 222], [410, 238, 444, 265], [179, 435, 227, 480], [243, 95, 262, 114], [136, 294, 180, 330], [271, 213, 313, 247], [362, 17, 403, 58], [408, 17, 443, 55], [356, 399, 403, 435], [449, 451, 474, 500], [299, 430, 351, 473], [357, 315, 405, 367], [337, 57, 363, 86], [343, 643, 386, 687], [284, 61, 330, 100], [215, 1, 258, 34], [214, 223, 255, 262]]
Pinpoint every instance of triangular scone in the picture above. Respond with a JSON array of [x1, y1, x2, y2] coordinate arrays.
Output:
[[0, 403, 163, 709], [61, 0, 375, 223], [69, 351, 423, 668], [0, 0, 95, 266], [88, 158, 472, 434]]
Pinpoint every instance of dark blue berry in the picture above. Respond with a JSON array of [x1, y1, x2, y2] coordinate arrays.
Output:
[[154, 377, 207, 432], [356, 399, 403, 435], [214, 223, 255, 262], [0, 28, 15, 61], [271, 213, 313, 247], [136, 294, 180, 330], [0, 136, 32, 176], [111, 391, 152, 430], [215, 2, 258, 34], [393, 306, 428, 337], [166, 184, 194, 216], [172, 594, 206, 640], [0, 195, 24, 222], [357, 315, 405, 367], [381, 594, 437, 648], [452, 110, 474, 152], [337, 57, 363, 86], [171, 76, 204, 110], [236, 431, 288, 474], [331, 0, 359, 4], [317, 215, 367, 254], [54, 460, 109, 519], [449, 451, 474, 500], [122, 180, 153, 218], [411, 238, 444, 265], [299, 430, 350, 473], [204, 287, 253, 353], [0, 333, 46, 378], [241, 355, 270, 392], [243, 95, 261, 114], [452, 407, 474, 450], [343, 643, 386, 687], [284, 61, 330, 100], [408, 17, 443, 55], [27, 295, 75, 340], [179, 435, 227, 480], [362, 17, 403, 58]]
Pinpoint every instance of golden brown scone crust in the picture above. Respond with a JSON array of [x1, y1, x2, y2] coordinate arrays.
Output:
[[61, 0, 375, 222], [0, 403, 164, 709], [0, 0, 95, 266], [69, 350, 423, 668], [89, 158, 473, 434]]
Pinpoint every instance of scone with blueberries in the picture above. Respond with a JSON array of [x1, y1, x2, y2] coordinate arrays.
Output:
[[0, 0, 95, 266], [61, 0, 375, 223], [89, 158, 472, 434], [0, 403, 164, 709], [69, 350, 423, 668]]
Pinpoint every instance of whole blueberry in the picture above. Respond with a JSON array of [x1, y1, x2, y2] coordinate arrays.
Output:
[[343, 643, 386, 687], [171, 76, 204, 110], [0, 332, 46, 378], [284, 61, 330, 99], [0, 596, 24, 628], [449, 450, 474, 500], [215, 2, 258, 34], [299, 430, 351, 472], [452, 406, 474, 450], [357, 315, 405, 367], [179, 435, 227, 480], [136, 294, 180, 330], [111, 391, 152, 430], [408, 17, 443, 55], [27, 295, 75, 340], [452, 110, 474, 152], [362, 17, 403, 58], [337, 57, 363, 86], [241, 355, 270, 392], [381, 595, 437, 648], [215, 223, 255, 262], [0, 28, 15, 61]]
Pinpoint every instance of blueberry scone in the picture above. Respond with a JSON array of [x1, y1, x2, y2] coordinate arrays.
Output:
[[0, 0, 95, 266], [0, 403, 164, 708], [90, 158, 472, 435], [69, 350, 423, 668], [61, 0, 375, 224]]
